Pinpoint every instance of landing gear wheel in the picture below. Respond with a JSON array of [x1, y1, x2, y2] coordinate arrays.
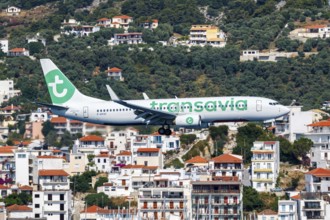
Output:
[[158, 127, 165, 135], [165, 129, 172, 136]]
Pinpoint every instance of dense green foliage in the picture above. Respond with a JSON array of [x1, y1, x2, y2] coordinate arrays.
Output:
[[70, 170, 97, 193], [243, 186, 264, 211], [94, 177, 109, 190], [182, 140, 209, 161], [209, 125, 228, 156], [4, 192, 32, 206], [233, 123, 313, 164], [180, 134, 197, 146], [85, 192, 110, 208]]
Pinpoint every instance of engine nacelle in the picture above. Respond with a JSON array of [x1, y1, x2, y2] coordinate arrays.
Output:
[[175, 114, 201, 127]]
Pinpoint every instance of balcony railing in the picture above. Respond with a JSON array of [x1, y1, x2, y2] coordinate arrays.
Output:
[[306, 216, 324, 219], [303, 206, 321, 210], [192, 190, 240, 194]]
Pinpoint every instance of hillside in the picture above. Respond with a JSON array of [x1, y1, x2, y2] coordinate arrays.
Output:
[[0, 0, 330, 112]]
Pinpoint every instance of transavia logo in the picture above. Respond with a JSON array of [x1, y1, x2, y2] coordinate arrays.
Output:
[[45, 69, 75, 104], [186, 117, 194, 125]]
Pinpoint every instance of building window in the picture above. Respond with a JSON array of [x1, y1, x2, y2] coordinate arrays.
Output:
[[35, 204, 40, 208], [35, 214, 40, 218], [18, 154, 26, 158], [48, 194, 52, 201], [60, 194, 64, 200], [34, 194, 40, 198]]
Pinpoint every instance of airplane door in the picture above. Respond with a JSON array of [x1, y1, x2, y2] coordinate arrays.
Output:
[[83, 106, 88, 118], [256, 100, 262, 112]]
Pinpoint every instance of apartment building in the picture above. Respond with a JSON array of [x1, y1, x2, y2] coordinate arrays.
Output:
[[258, 209, 278, 220], [305, 119, 330, 168], [33, 169, 72, 220], [138, 179, 190, 220], [191, 179, 243, 220], [278, 200, 297, 220], [305, 168, 330, 192], [135, 148, 163, 167], [293, 192, 330, 220], [0, 146, 16, 182], [105, 128, 138, 155], [0, 80, 20, 105], [189, 24, 226, 47], [114, 33, 143, 45], [251, 141, 280, 192], [209, 154, 243, 179]]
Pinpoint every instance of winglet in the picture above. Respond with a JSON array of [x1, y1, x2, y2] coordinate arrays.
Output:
[[142, 93, 149, 100], [106, 85, 120, 101]]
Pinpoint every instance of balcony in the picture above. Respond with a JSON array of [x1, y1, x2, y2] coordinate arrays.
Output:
[[140, 206, 184, 210], [253, 168, 273, 172], [252, 178, 273, 182], [306, 216, 324, 219], [303, 206, 321, 210], [192, 190, 240, 194]]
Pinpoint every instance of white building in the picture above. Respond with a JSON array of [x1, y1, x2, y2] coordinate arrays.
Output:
[[135, 148, 163, 167], [111, 15, 133, 30], [251, 141, 280, 192], [26, 33, 46, 46], [305, 168, 330, 192], [30, 108, 48, 122], [6, 204, 33, 219], [94, 151, 111, 173], [189, 24, 227, 47], [240, 50, 318, 62], [33, 169, 72, 220], [114, 33, 143, 45], [105, 128, 138, 155], [15, 150, 29, 186], [6, 6, 21, 16], [0, 79, 21, 105], [0, 39, 8, 53], [278, 200, 298, 220], [305, 119, 330, 168], [257, 209, 278, 220], [269, 106, 315, 142]]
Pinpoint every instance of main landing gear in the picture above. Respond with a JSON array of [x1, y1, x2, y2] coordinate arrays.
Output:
[[158, 125, 172, 136]]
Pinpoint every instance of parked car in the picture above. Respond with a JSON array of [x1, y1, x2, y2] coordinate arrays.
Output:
[[270, 187, 283, 192]]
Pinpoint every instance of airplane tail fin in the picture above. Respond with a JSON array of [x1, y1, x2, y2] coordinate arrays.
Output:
[[40, 58, 85, 106]]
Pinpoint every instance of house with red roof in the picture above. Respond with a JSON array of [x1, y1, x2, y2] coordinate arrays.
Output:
[[136, 148, 163, 167], [305, 119, 330, 168], [305, 168, 330, 192], [116, 150, 132, 165], [7, 47, 29, 56], [184, 155, 208, 168], [105, 127, 138, 155], [114, 32, 143, 45], [293, 23, 330, 39], [251, 141, 280, 192], [6, 204, 33, 218], [80, 205, 134, 220], [97, 17, 111, 27], [209, 153, 243, 180], [105, 67, 124, 81], [111, 15, 133, 30], [141, 19, 159, 29], [257, 209, 278, 220]]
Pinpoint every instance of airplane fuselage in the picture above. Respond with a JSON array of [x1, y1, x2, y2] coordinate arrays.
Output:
[[53, 96, 289, 126]]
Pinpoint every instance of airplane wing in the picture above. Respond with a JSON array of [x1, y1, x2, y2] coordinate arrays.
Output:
[[35, 102, 69, 110], [106, 85, 176, 124]]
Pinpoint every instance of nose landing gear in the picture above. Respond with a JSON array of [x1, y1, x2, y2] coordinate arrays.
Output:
[[158, 125, 172, 136]]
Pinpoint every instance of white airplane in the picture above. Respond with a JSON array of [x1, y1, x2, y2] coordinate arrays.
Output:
[[39, 59, 290, 135]]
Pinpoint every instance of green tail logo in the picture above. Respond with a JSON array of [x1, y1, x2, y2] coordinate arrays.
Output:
[[45, 69, 75, 104]]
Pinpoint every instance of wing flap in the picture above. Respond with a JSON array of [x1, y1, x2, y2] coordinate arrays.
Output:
[[36, 102, 69, 110]]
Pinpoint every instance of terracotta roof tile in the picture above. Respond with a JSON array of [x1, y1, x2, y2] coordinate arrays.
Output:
[[211, 154, 242, 163], [107, 67, 122, 72], [70, 120, 82, 124], [0, 185, 9, 189], [39, 169, 69, 176], [80, 135, 104, 141], [308, 120, 330, 127], [19, 185, 33, 191], [1, 105, 21, 111], [7, 204, 32, 212], [291, 194, 301, 200], [113, 15, 132, 19], [0, 147, 14, 154], [8, 48, 27, 53], [50, 117, 67, 123], [13, 140, 31, 146], [185, 156, 208, 164], [305, 25, 326, 29], [122, 165, 145, 169], [137, 148, 160, 153], [98, 18, 110, 21], [117, 151, 131, 156], [306, 168, 330, 177], [81, 205, 103, 213]]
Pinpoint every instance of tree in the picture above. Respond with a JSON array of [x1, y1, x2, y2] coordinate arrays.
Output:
[[243, 186, 264, 212], [292, 137, 313, 160], [28, 42, 44, 55], [94, 177, 108, 190], [85, 193, 110, 208], [42, 121, 55, 137], [180, 134, 197, 146], [4, 192, 32, 206]]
